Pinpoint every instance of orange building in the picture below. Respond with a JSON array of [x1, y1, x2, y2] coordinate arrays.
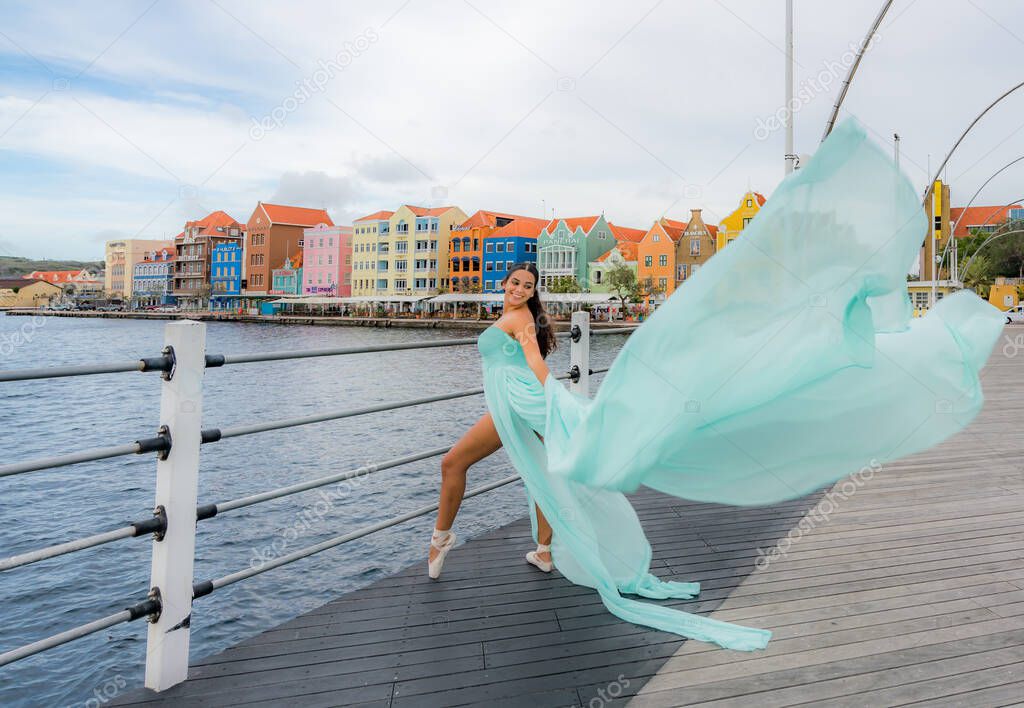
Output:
[[450, 210, 544, 292], [637, 217, 687, 306]]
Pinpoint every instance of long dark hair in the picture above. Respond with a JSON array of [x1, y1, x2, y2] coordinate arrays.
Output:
[[501, 262, 557, 359]]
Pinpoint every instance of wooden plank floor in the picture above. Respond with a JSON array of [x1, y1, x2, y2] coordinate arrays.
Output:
[[115, 332, 1024, 707]]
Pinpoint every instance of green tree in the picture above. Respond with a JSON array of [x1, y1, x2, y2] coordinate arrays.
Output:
[[605, 263, 637, 312], [547, 275, 581, 294]]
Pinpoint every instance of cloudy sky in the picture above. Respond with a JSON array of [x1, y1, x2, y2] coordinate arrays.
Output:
[[1, 0, 1023, 260]]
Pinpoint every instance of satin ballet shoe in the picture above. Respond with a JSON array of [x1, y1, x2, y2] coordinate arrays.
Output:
[[526, 543, 553, 573], [428, 528, 456, 579]]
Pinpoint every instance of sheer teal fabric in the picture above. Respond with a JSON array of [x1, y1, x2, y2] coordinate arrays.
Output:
[[477, 118, 1005, 651]]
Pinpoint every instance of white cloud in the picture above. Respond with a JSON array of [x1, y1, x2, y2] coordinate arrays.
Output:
[[1, 0, 1024, 260]]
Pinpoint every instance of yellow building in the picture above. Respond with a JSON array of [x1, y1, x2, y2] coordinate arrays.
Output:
[[717, 191, 766, 250], [989, 279, 1021, 310], [350, 205, 467, 296], [0, 278, 63, 308], [104, 238, 175, 298], [350, 210, 394, 296]]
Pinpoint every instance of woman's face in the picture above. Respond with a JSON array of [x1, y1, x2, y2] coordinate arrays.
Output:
[[503, 269, 536, 309]]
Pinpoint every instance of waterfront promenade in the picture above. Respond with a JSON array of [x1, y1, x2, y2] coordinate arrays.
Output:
[[111, 333, 1024, 707], [2, 308, 640, 331]]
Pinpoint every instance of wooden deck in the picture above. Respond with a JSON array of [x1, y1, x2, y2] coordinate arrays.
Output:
[[115, 334, 1024, 707]]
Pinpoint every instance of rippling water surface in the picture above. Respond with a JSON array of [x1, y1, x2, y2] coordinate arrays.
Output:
[[0, 313, 624, 707]]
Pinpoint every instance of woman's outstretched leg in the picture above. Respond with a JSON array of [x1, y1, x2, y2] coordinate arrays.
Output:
[[535, 504, 553, 564], [429, 412, 502, 572]]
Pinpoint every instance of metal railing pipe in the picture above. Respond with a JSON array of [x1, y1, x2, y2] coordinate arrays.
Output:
[[0, 596, 158, 668], [196, 474, 521, 595], [208, 445, 451, 516]]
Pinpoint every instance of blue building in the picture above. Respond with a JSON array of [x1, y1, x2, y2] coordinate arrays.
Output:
[[481, 219, 543, 293], [210, 242, 242, 311], [132, 248, 176, 307]]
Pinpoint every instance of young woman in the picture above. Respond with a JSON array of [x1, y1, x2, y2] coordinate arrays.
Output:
[[433, 119, 1004, 652], [428, 263, 557, 579]]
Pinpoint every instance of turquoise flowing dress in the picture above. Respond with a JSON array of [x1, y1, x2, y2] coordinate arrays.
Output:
[[476, 118, 1005, 652]]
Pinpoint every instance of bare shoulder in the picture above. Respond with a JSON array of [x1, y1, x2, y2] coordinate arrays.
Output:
[[496, 308, 534, 339]]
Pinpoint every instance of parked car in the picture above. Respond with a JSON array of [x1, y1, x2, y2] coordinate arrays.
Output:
[[1004, 304, 1024, 324]]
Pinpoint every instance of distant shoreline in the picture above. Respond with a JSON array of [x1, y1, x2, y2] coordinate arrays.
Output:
[[1, 308, 639, 331]]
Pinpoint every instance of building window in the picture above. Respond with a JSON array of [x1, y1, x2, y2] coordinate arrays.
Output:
[[653, 233, 660, 242], [644, 255, 653, 267], [485, 243, 494, 253], [659, 277, 667, 289], [485, 280, 493, 290], [659, 254, 668, 266], [690, 238, 700, 256], [746, 198, 752, 207], [506, 260, 513, 271], [743, 217, 752, 228], [496, 242, 505, 252], [485, 262, 494, 271]]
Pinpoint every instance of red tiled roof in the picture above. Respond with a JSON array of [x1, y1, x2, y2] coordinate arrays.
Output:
[[458, 210, 527, 228], [354, 210, 394, 222], [261, 202, 334, 227], [21, 270, 97, 283], [609, 224, 647, 243], [489, 216, 550, 239], [754, 192, 767, 206], [185, 210, 243, 236], [544, 216, 601, 233], [597, 241, 638, 262], [950, 204, 1022, 238]]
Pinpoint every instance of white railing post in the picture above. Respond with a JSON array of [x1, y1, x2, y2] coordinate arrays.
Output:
[[570, 310, 590, 396], [144, 320, 206, 691]]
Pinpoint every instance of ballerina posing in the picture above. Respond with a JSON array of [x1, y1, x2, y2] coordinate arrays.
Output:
[[428, 263, 557, 579]]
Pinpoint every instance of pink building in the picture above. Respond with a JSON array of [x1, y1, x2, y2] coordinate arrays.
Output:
[[302, 223, 353, 296]]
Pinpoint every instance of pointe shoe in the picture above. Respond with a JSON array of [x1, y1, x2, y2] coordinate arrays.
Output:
[[428, 529, 456, 579], [526, 543, 553, 573]]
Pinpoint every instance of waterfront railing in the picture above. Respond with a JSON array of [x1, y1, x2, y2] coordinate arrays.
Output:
[[0, 312, 629, 692]]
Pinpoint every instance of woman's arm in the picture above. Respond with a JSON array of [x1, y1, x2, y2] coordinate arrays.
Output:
[[513, 311, 551, 387]]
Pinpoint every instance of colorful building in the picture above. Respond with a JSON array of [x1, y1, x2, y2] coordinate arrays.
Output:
[[303, 223, 353, 297], [350, 210, 393, 296], [451, 210, 518, 292], [717, 191, 766, 250], [245, 202, 333, 300], [588, 242, 638, 294], [131, 248, 176, 307], [210, 242, 243, 311], [104, 238, 175, 299], [270, 252, 303, 296], [636, 218, 686, 306], [536, 216, 616, 291], [174, 211, 244, 310], [0, 278, 63, 308], [481, 217, 547, 293], [950, 202, 1023, 237], [22, 269, 103, 302], [675, 209, 719, 286], [369, 205, 467, 296]]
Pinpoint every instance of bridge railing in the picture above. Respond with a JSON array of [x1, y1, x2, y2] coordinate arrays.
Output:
[[0, 311, 629, 692]]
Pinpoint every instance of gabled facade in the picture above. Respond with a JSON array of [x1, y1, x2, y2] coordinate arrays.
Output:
[[271, 252, 303, 296], [245, 202, 332, 298], [174, 211, 244, 310], [675, 209, 718, 286], [588, 242, 638, 294], [717, 191, 766, 250], [637, 218, 685, 305], [536, 215, 617, 290]]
